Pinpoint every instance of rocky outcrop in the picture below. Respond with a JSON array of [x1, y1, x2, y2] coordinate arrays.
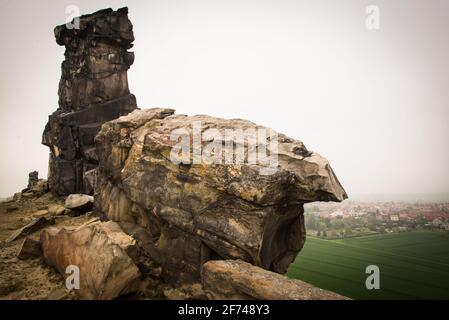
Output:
[[202, 260, 348, 300], [94, 108, 347, 286], [40, 219, 141, 300], [42, 7, 138, 196], [36, 7, 348, 300]]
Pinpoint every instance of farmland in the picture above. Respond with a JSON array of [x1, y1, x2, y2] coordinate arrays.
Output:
[[287, 231, 449, 299]]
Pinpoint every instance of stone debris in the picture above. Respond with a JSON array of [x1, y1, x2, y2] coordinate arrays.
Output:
[[6, 216, 55, 243]]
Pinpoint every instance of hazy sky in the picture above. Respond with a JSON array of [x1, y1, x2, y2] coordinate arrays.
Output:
[[1, 0, 448, 198]]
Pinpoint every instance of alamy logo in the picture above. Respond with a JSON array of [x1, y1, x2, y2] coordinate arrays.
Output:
[[65, 5, 80, 30], [65, 265, 80, 290], [365, 265, 380, 290], [169, 121, 279, 175], [365, 5, 380, 30]]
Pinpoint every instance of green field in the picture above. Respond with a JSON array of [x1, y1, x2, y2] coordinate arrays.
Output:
[[287, 231, 449, 299]]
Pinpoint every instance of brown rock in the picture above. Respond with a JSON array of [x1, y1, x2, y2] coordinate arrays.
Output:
[[6, 217, 55, 243], [17, 238, 42, 260], [94, 108, 347, 285], [40, 220, 141, 300], [5, 205, 19, 213], [32, 209, 49, 217], [48, 204, 66, 216], [201, 260, 349, 300]]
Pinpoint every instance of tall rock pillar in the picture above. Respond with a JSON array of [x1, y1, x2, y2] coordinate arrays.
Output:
[[42, 7, 138, 195]]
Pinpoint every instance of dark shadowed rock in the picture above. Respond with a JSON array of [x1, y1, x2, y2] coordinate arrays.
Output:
[[42, 7, 138, 195], [17, 238, 42, 260], [28, 171, 39, 189], [202, 260, 349, 300]]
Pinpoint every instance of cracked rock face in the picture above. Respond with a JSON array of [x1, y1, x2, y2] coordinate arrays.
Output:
[[42, 7, 137, 196], [94, 108, 347, 285], [40, 219, 141, 300]]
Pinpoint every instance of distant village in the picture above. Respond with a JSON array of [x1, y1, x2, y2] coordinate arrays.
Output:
[[304, 201, 449, 239]]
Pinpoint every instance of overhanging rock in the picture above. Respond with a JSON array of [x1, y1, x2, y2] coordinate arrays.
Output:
[[94, 108, 347, 285]]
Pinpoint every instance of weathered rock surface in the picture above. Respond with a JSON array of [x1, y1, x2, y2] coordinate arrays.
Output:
[[42, 7, 138, 196], [64, 194, 94, 212], [6, 216, 55, 243], [94, 108, 347, 285], [202, 260, 349, 300], [40, 219, 141, 300]]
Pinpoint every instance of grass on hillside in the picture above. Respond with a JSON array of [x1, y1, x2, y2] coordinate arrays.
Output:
[[287, 231, 449, 299]]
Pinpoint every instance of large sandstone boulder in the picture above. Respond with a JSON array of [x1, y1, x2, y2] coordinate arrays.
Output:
[[40, 219, 141, 300], [202, 260, 349, 300], [42, 7, 138, 195], [94, 108, 347, 285]]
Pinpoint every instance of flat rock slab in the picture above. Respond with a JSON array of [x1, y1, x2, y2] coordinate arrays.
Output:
[[202, 260, 349, 300], [6, 217, 55, 243], [40, 220, 141, 300]]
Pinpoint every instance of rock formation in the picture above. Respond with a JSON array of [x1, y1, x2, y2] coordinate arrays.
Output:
[[94, 108, 347, 286], [42, 8, 138, 196], [27, 171, 39, 189], [202, 260, 348, 300], [36, 7, 349, 300], [40, 218, 141, 300]]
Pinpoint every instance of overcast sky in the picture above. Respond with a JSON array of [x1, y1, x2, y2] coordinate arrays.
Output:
[[0, 0, 448, 198]]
